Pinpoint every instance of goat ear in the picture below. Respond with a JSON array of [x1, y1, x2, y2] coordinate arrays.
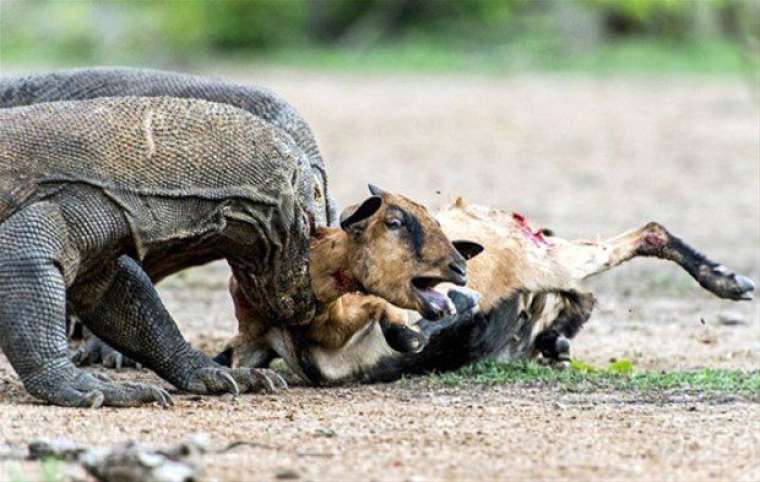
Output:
[[452, 240, 484, 260], [368, 184, 387, 196], [340, 195, 383, 232]]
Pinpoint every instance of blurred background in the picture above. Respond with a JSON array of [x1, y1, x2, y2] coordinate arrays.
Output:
[[0, 0, 757, 365], [1, 0, 757, 73]]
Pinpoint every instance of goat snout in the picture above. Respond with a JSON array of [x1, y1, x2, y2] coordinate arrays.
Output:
[[447, 260, 467, 286]]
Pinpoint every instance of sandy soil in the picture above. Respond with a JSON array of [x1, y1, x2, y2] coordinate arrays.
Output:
[[1, 68, 758, 481]]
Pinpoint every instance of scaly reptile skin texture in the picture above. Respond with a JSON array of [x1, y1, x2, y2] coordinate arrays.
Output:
[[0, 67, 336, 227], [0, 68, 337, 369], [0, 96, 315, 407]]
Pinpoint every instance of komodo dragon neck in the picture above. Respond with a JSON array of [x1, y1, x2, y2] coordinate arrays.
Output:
[[309, 227, 363, 303]]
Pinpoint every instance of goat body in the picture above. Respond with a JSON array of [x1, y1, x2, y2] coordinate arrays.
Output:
[[224, 198, 755, 384]]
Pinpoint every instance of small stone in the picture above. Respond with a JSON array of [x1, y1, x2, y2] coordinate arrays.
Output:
[[718, 312, 746, 326], [28, 439, 88, 461], [276, 468, 300, 479], [314, 428, 337, 438]]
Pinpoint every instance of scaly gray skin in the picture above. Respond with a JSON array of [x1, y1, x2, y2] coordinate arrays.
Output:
[[0, 67, 338, 368], [0, 67, 336, 226], [0, 96, 314, 407]]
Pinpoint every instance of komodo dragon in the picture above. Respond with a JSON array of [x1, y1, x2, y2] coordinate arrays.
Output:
[[0, 67, 336, 367], [0, 96, 323, 407]]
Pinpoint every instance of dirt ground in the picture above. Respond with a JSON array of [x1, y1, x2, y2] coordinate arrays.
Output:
[[0, 68, 758, 481]]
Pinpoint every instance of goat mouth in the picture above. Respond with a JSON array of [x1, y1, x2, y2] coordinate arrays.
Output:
[[411, 277, 456, 321]]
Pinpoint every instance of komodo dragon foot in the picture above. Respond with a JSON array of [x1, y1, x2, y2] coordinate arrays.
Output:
[[25, 366, 172, 408], [183, 367, 288, 395], [72, 332, 141, 370], [71, 335, 288, 392], [79, 256, 288, 398]]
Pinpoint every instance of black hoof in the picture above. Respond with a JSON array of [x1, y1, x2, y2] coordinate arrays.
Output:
[[731, 273, 755, 300], [213, 348, 233, 367], [534, 329, 571, 362], [701, 265, 755, 301], [381, 322, 428, 353], [447, 287, 480, 314]]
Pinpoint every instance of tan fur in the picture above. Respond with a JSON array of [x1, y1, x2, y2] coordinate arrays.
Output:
[[307, 293, 407, 350], [224, 194, 754, 384], [434, 199, 717, 339], [336, 202, 675, 349], [343, 191, 459, 312], [232, 197, 696, 366], [230, 189, 463, 356], [439, 200, 659, 298]]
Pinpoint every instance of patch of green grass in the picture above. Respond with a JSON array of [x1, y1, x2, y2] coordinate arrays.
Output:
[[427, 359, 760, 395]]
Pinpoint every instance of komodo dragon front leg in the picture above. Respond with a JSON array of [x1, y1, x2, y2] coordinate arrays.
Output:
[[72, 330, 140, 370], [0, 203, 284, 408], [77, 255, 287, 396], [0, 203, 172, 407]]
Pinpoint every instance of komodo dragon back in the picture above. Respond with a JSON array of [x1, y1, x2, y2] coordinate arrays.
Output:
[[0, 67, 336, 226], [0, 96, 311, 216]]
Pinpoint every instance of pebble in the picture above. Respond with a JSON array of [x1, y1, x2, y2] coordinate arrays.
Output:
[[315, 427, 337, 438], [276, 468, 301, 479], [718, 312, 746, 326]]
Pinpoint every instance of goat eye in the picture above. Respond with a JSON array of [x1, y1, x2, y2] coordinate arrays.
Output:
[[385, 218, 403, 229]]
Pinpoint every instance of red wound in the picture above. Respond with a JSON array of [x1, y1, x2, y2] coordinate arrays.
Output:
[[332, 270, 361, 293], [513, 212, 552, 247], [643, 232, 666, 249]]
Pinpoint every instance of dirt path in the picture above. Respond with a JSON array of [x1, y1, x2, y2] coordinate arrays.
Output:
[[1, 70, 758, 481]]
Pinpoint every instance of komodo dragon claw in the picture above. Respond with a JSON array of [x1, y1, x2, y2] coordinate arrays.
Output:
[[252, 368, 288, 391], [184, 367, 287, 396]]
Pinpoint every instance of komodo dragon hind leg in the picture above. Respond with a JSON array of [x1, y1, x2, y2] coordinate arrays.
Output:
[[72, 330, 141, 370], [78, 256, 287, 395], [0, 203, 171, 408]]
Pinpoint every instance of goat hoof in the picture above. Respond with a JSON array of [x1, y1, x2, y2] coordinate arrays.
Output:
[[382, 324, 428, 353], [447, 287, 480, 314], [534, 329, 572, 362], [555, 336, 571, 361]]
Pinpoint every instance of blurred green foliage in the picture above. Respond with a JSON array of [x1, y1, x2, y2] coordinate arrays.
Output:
[[0, 0, 756, 73]]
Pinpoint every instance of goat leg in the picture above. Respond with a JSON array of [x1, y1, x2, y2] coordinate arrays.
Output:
[[549, 222, 754, 300]]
